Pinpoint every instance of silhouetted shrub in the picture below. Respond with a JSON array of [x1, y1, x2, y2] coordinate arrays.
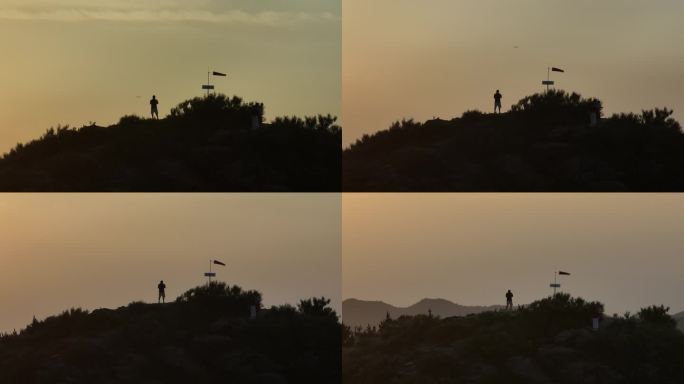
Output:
[[169, 93, 264, 130], [297, 297, 333, 317], [460, 109, 486, 122], [637, 305, 677, 329], [271, 114, 340, 134], [266, 304, 298, 318], [520, 293, 604, 335], [342, 324, 355, 347], [176, 282, 262, 317], [510, 90, 602, 125], [118, 115, 145, 126]]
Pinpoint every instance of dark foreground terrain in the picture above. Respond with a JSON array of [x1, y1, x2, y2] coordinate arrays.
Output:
[[0, 283, 341, 384], [0, 94, 341, 191], [344, 91, 684, 191], [343, 294, 684, 383]]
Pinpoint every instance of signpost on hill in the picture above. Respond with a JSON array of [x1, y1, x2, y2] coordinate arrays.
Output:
[[203, 70, 227, 95], [543, 67, 565, 92], [550, 270, 570, 295], [205, 259, 226, 284]]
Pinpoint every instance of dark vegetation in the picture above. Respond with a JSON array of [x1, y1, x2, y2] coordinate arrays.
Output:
[[0, 282, 341, 383], [0, 94, 341, 191], [344, 90, 684, 191], [343, 294, 684, 383]]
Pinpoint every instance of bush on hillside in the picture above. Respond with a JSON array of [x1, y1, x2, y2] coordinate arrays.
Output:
[[176, 281, 262, 310], [297, 297, 338, 319], [520, 293, 604, 335], [637, 305, 677, 329], [169, 93, 264, 130], [510, 90, 603, 125]]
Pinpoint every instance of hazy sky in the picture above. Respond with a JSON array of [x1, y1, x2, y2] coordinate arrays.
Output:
[[343, 194, 684, 316], [0, 0, 340, 153], [343, 0, 684, 146], [0, 193, 341, 333]]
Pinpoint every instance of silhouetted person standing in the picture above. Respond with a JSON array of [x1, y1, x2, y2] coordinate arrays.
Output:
[[150, 95, 159, 119], [494, 90, 503, 114], [505, 289, 513, 310], [158, 280, 166, 303]]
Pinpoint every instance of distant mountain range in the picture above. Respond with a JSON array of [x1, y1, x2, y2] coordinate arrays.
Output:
[[343, 298, 503, 327], [344, 298, 684, 330]]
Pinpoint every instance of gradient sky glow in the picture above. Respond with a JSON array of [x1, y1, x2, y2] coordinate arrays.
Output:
[[0, 193, 341, 333], [343, 0, 684, 146], [0, 0, 340, 153], [343, 194, 684, 316]]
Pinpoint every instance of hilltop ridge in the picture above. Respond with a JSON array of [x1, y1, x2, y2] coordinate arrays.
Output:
[[0, 94, 341, 191], [343, 294, 684, 383], [344, 90, 684, 191], [0, 282, 341, 383]]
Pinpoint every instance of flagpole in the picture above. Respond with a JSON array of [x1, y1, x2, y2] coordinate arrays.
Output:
[[553, 271, 557, 295], [209, 260, 212, 284], [547, 67, 550, 92]]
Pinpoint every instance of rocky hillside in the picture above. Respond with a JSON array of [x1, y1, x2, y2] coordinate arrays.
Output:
[[344, 91, 684, 191], [0, 283, 341, 384]]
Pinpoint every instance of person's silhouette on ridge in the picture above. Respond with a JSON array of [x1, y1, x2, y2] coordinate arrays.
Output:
[[494, 90, 503, 114], [150, 95, 159, 119], [505, 289, 514, 310], [158, 280, 166, 303]]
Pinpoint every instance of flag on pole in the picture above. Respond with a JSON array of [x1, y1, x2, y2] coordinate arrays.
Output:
[[213, 260, 226, 266], [551, 67, 565, 73], [212, 71, 227, 77], [558, 271, 571, 275]]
